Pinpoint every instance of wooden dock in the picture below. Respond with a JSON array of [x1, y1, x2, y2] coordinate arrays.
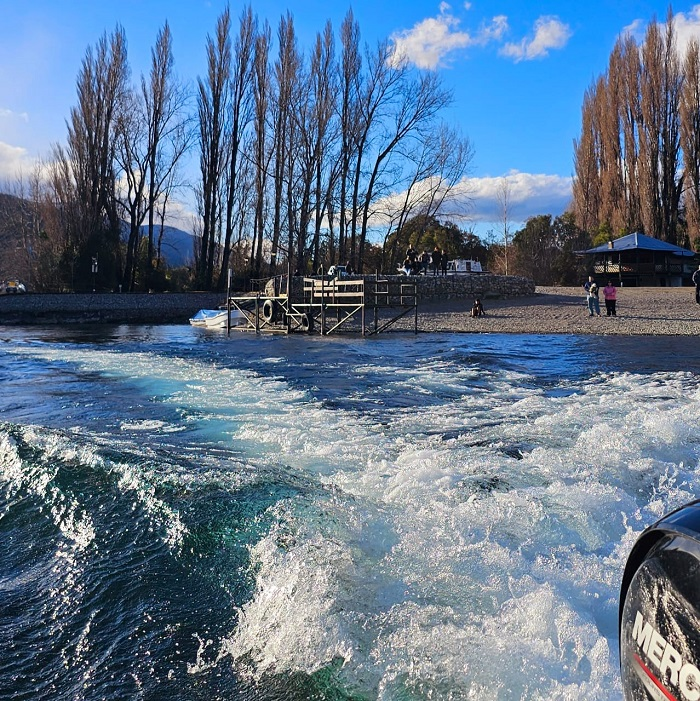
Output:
[[226, 276, 418, 335]]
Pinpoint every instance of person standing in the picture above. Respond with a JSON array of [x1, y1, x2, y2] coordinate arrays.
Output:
[[603, 280, 617, 316], [693, 264, 700, 304], [431, 247, 442, 276], [441, 249, 448, 276], [587, 280, 601, 316], [420, 250, 430, 274], [583, 276, 593, 310]]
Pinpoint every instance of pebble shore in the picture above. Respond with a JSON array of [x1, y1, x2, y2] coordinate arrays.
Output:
[[405, 286, 700, 336], [2, 287, 699, 335]]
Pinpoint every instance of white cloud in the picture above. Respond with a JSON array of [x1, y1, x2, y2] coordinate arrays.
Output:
[[500, 16, 572, 62], [389, 5, 509, 69], [467, 171, 572, 224], [370, 170, 572, 238], [621, 18, 646, 42], [621, 7, 700, 56], [0, 141, 30, 180], [0, 108, 29, 123], [669, 6, 700, 56]]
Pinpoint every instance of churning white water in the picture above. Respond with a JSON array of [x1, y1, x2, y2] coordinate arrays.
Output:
[[2, 328, 700, 700]]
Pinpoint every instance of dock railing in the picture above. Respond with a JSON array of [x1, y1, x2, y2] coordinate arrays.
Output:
[[227, 274, 418, 335]]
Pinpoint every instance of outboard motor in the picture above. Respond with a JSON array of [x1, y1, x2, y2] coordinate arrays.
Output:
[[619, 500, 700, 700]]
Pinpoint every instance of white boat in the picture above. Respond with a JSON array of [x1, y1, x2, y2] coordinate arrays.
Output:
[[189, 309, 245, 328]]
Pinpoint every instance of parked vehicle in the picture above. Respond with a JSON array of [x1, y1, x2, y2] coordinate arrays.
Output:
[[2, 280, 27, 294]]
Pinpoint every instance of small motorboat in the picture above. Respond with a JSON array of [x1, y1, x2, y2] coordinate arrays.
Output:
[[189, 309, 246, 328], [189, 309, 226, 327]]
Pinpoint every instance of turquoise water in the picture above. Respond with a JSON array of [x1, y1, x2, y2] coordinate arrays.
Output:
[[2, 326, 700, 699]]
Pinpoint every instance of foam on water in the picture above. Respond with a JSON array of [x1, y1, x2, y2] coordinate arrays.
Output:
[[3, 337, 700, 699]]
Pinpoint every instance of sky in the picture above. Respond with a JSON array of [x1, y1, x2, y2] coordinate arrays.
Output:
[[3, 0, 700, 238]]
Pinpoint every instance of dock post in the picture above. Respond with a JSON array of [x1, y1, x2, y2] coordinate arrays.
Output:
[[227, 267, 232, 336], [321, 274, 326, 335], [414, 285, 418, 334]]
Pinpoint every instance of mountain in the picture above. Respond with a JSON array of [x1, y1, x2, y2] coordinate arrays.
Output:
[[139, 224, 195, 268]]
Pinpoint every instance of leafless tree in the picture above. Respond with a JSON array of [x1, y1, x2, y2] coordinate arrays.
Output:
[[573, 11, 684, 244], [337, 10, 361, 265], [267, 13, 301, 276], [572, 85, 601, 235], [639, 12, 682, 243], [496, 175, 512, 275], [681, 38, 700, 243], [66, 25, 130, 288], [250, 22, 272, 278], [113, 88, 150, 290], [356, 65, 452, 270], [295, 21, 337, 273], [380, 124, 473, 270], [196, 8, 231, 289], [143, 21, 192, 285], [218, 6, 256, 289]]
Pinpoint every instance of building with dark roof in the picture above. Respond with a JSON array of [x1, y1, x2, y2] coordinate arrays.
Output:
[[581, 233, 698, 287]]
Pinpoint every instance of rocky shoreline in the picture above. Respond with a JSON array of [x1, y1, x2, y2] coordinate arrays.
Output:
[[2, 286, 699, 336], [0, 292, 226, 325]]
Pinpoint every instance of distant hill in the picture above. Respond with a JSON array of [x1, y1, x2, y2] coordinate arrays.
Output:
[[139, 224, 195, 268]]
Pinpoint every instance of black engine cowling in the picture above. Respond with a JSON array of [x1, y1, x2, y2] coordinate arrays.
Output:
[[620, 501, 700, 700]]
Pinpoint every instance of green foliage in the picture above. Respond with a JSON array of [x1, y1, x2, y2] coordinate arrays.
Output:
[[512, 212, 591, 285], [384, 215, 488, 271], [591, 221, 613, 247]]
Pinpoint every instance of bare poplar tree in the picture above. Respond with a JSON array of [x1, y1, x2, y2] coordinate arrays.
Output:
[[638, 13, 682, 243], [598, 49, 625, 234], [196, 8, 231, 289], [268, 13, 301, 275], [251, 22, 272, 277], [114, 88, 150, 290], [619, 35, 643, 232], [496, 175, 512, 275], [681, 38, 700, 244], [295, 21, 337, 273], [337, 10, 361, 265], [308, 22, 338, 271], [67, 26, 129, 289], [573, 85, 601, 234], [143, 21, 191, 286], [219, 6, 256, 289]]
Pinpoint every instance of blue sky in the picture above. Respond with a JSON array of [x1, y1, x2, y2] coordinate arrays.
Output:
[[2, 1, 700, 236]]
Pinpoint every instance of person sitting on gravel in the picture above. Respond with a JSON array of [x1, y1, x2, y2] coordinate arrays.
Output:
[[471, 299, 485, 317]]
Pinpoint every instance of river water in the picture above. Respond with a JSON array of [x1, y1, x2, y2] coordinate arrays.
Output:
[[2, 325, 700, 700]]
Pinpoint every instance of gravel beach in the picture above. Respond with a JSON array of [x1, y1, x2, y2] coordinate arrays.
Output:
[[2, 286, 699, 335], [409, 286, 700, 336]]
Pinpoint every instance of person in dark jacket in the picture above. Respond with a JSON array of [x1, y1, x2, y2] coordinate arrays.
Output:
[[470, 298, 485, 317], [693, 264, 700, 304], [431, 247, 442, 276]]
